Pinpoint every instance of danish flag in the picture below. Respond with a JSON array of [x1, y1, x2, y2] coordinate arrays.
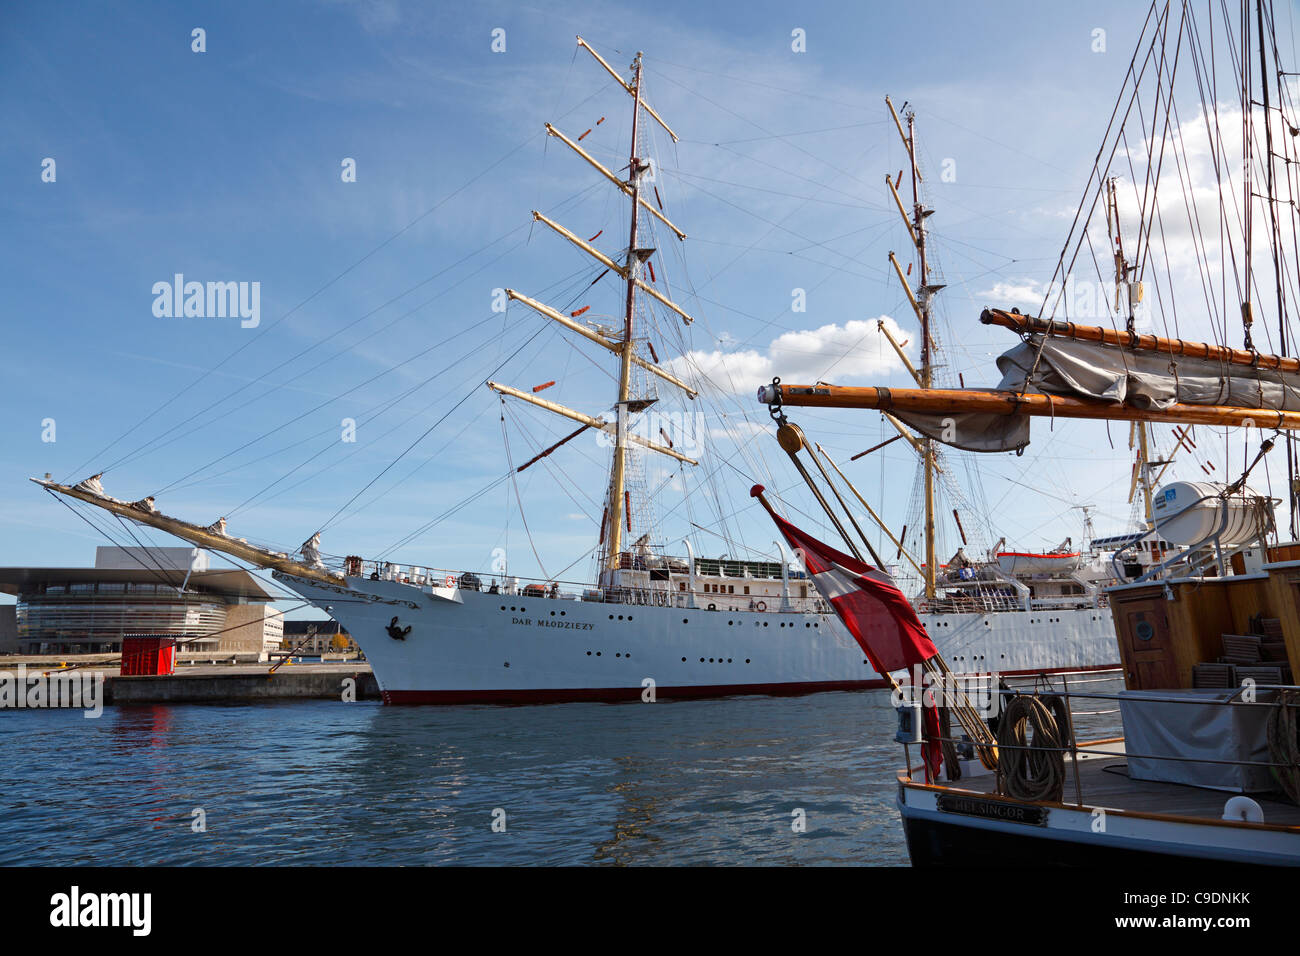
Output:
[[751, 484, 943, 776], [751, 485, 937, 673]]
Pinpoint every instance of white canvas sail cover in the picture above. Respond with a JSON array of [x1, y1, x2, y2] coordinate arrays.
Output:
[[75, 473, 105, 495], [300, 532, 325, 569], [893, 334, 1300, 453]]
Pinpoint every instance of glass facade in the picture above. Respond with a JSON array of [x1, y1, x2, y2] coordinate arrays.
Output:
[[16, 580, 230, 654]]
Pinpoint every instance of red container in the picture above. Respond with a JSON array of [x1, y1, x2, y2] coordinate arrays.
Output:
[[120, 635, 177, 676]]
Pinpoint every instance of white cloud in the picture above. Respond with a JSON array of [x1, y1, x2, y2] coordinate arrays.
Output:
[[665, 315, 914, 394], [976, 280, 1044, 311]]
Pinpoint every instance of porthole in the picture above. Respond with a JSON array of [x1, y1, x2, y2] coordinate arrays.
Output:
[[596, 651, 601, 656], [745, 658, 751, 663]]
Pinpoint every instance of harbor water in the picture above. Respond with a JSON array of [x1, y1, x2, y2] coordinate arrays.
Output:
[[0, 684, 1123, 865]]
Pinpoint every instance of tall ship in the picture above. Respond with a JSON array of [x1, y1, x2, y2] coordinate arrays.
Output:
[[754, 0, 1300, 863], [33, 38, 1122, 702]]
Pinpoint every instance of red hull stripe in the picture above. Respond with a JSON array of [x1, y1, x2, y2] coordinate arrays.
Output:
[[384, 680, 882, 705], [378, 664, 1120, 705]]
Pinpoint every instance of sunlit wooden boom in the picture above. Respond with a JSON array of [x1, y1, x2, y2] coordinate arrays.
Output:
[[505, 289, 696, 397], [487, 382, 698, 464], [758, 383, 1300, 430], [980, 308, 1300, 374]]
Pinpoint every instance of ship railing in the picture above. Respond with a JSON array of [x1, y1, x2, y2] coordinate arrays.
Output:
[[918, 592, 1026, 614], [900, 668, 1300, 814], [345, 558, 824, 612]]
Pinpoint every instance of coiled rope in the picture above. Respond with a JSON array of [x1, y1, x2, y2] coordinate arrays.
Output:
[[1268, 689, 1300, 805], [996, 694, 1068, 803]]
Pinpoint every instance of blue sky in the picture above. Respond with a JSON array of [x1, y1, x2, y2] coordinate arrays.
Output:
[[4, 0, 1291, 613]]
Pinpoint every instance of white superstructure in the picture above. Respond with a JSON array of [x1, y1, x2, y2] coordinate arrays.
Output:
[[274, 554, 1119, 703]]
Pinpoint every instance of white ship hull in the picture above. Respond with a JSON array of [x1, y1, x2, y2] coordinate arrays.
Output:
[[275, 573, 1120, 703]]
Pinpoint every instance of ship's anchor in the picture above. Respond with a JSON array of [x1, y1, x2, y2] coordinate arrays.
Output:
[[386, 616, 412, 640]]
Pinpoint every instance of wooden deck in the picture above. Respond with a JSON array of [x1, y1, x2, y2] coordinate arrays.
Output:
[[940, 742, 1300, 828]]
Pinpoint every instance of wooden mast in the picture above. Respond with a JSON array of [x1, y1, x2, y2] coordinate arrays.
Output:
[[605, 51, 645, 571], [912, 112, 937, 600], [887, 95, 937, 599], [1107, 176, 1154, 527], [490, 39, 698, 573]]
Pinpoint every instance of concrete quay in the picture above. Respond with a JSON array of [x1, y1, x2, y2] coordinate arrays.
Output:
[[0, 658, 380, 704]]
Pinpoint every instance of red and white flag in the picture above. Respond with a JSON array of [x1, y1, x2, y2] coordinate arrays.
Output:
[[751, 484, 943, 777], [751, 484, 937, 673]]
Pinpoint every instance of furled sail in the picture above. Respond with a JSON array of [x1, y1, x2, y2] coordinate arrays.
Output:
[[764, 313, 1300, 454], [300, 532, 325, 569]]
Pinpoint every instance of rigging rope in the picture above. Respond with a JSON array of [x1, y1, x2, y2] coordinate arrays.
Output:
[[996, 693, 1069, 803], [500, 397, 550, 580]]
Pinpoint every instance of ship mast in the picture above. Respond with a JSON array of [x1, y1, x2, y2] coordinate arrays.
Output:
[[485, 38, 698, 579], [606, 52, 646, 569], [1106, 176, 1156, 528], [886, 97, 941, 599]]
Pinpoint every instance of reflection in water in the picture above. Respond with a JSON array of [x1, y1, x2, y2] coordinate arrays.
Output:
[[592, 758, 661, 865], [0, 690, 1123, 866]]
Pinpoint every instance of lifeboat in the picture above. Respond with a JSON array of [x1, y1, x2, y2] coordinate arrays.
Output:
[[996, 551, 1083, 575], [1151, 481, 1268, 549]]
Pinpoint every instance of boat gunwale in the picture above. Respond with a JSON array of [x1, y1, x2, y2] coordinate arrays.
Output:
[[896, 760, 1300, 835]]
